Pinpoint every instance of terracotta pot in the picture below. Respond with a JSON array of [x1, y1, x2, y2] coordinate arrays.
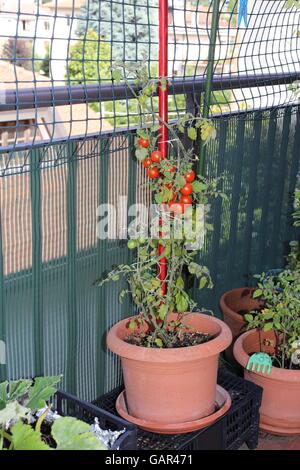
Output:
[[234, 329, 300, 435], [219, 288, 262, 364], [107, 313, 232, 429]]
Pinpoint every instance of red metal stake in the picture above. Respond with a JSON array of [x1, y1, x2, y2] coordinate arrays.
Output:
[[158, 0, 168, 295]]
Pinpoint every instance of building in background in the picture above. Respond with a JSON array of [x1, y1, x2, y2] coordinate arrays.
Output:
[[0, 61, 111, 155], [0, 0, 85, 82], [168, 0, 238, 77]]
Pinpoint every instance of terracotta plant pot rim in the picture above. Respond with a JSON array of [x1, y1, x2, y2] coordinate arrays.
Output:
[[219, 287, 256, 325], [107, 313, 232, 363], [115, 385, 232, 434], [233, 329, 300, 382]]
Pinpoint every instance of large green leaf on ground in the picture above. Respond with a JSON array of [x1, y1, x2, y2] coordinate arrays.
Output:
[[52, 417, 106, 450], [11, 422, 51, 450], [0, 401, 30, 426]]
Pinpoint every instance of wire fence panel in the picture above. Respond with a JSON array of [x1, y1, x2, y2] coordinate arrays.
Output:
[[0, 0, 300, 159]]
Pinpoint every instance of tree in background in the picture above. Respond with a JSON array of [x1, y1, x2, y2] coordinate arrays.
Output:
[[67, 29, 111, 113], [67, 29, 111, 85], [77, 0, 157, 62], [2, 38, 39, 72], [40, 43, 50, 77]]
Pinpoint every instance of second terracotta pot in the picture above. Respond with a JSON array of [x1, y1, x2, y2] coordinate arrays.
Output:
[[107, 313, 232, 429], [219, 287, 262, 363], [234, 329, 300, 435]]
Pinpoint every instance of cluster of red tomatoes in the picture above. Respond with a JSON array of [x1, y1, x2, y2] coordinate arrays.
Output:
[[137, 137, 196, 214]]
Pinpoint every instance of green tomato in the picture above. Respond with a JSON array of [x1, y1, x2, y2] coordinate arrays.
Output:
[[127, 240, 137, 249]]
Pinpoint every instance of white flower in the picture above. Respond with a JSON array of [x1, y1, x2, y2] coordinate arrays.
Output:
[[291, 349, 300, 365], [291, 339, 300, 350]]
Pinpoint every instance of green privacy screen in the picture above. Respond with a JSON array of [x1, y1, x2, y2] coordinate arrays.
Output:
[[0, 105, 299, 398]]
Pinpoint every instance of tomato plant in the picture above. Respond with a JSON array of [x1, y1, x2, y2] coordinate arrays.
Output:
[[97, 61, 220, 348]]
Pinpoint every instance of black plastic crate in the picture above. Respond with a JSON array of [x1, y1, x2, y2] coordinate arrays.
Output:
[[93, 368, 263, 450], [55, 390, 137, 450]]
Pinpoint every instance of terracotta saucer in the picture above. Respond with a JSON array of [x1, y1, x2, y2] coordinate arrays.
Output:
[[116, 385, 231, 435], [260, 419, 300, 436]]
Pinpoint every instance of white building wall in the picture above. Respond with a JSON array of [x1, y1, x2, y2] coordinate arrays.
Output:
[[0, 1, 81, 83]]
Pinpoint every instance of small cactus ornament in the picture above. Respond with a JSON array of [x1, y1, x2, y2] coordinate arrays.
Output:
[[246, 353, 272, 374]]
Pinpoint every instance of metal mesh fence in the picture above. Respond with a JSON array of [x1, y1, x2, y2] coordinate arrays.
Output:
[[0, 1, 300, 395], [0, 0, 300, 161]]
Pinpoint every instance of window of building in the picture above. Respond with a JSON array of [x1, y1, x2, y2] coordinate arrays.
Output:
[[21, 20, 30, 31], [44, 21, 50, 31]]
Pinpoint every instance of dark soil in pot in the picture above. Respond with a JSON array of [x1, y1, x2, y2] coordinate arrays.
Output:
[[125, 330, 214, 348]]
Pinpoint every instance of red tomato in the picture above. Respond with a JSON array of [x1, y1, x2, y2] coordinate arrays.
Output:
[[185, 170, 196, 183], [180, 195, 192, 205], [168, 202, 185, 214], [138, 137, 150, 148], [180, 183, 193, 196], [147, 167, 160, 179], [151, 150, 163, 163], [165, 183, 173, 189], [143, 158, 152, 169]]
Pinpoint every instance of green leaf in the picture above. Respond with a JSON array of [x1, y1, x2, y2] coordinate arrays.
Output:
[[0, 401, 30, 426], [52, 417, 106, 450], [150, 124, 160, 133], [187, 127, 197, 141], [155, 338, 163, 348], [158, 304, 168, 321], [11, 422, 51, 450], [175, 174, 187, 188], [199, 276, 208, 290], [244, 314, 254, 323], [155, 192, 164, 204], [263, 323, 274, 332], [112, 69, 122, 83], [135, 148, 148, 161], [129, 320, 136, 330], [253, 289, 263, 299], [9, 380, 32, 403], [164, 243, 171, 258], [27, 376, 62, 411], [0, 381, 8, 410], [176, 276, 184, 289], [175, 292, 189, 313], [0, 379, 32, 410], [262, 310, 274, 320], [118, 289, 128, 304], [192, 181, 207, 193]]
